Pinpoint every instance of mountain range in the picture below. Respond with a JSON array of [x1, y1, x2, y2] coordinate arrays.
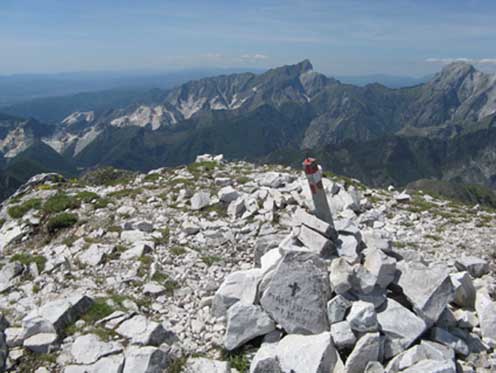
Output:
[[1, 59, 496, 200]]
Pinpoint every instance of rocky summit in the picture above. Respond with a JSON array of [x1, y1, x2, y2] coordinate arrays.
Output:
[[0, 154, 495, 372]]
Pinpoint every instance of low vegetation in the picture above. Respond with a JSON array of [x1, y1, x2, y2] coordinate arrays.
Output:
[[43, 193, 80, 214], [7, 198, 42, 219], [10, 253, 47, 272], [46, 213, 78, 234]]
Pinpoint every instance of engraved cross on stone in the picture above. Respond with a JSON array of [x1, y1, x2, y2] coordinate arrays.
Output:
[[289, 282, 300, 297]]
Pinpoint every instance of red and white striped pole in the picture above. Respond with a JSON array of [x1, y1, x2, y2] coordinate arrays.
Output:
[[303, 158, 334, 225]]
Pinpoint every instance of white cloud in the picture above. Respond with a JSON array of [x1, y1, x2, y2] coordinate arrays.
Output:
[[240, 53, 269, 61], [426, 58, 496, 65]]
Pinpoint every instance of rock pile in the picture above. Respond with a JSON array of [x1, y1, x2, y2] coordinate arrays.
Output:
[[213, 205, 496, 372], [0, 153, 494, 371]]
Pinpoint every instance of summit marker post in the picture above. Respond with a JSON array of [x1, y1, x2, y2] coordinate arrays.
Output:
[[303, 158, 334, 225]]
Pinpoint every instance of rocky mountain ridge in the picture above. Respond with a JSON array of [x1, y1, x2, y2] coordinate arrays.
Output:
[[1, 60, 496, 197], [0, 156, 494, 372]]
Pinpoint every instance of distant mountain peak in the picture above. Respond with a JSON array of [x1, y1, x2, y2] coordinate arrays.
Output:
[[438, 61, 476, 79], [296, 59, 313, 73]]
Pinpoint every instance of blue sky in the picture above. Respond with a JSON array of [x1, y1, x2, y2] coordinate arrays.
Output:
[[1, 0, 496, 76]]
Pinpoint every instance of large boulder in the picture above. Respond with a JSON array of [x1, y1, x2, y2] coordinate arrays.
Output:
[[344, 332, 382, 373], [115, 315, 168, 346], [296, 225, 335, 258], [346, 301, 378, 333], [450, 272, 476, 309], [22, 294, 93, 337], [396, 262, 454, 326], [454, 256, 489, 278], [122, 346, 170, 373], [363, 248, 397, 289], [475, 289, 496, 342], [260, 252, 331, 334], [277, 332, 339, 373], [224, 303, 275, 351], [376, 298, 427, 359], [212, 269, 262, 317], [64, 354, 125, 373], [250, 342, 281, 373], [190, 191, 211, 210], [70, 334, 123, 364]]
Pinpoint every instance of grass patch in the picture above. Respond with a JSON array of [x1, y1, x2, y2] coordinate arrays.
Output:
[[16, 350, 57, 372], [144, 173, 160, 182], [108, 188, 143, 199], [201, 203, 228, 218], [167, 177, 195, 189], [236, 176, 250, 184], [153, 227, 170, 245], [43, 193, 80, 214], [221, 350, 249, 373], [82, 298, 115, 323], [10, 253, 47, 272], [137, 255, 153, 277], [167, 356, 188, 373], [7, 198, 42, 219], [201, 255, 222, 266], [187, 161, 218, 177], [425, 234, 442, 242], [169, 246, 186, 256], [94, 197, 111, 209], [46, 213, 78, 234], [76, 191, 100, 203]]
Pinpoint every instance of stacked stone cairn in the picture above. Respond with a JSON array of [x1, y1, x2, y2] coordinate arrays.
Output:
[[213, 208, 496, 372]]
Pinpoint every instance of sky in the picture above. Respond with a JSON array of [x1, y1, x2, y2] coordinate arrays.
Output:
[[1, 0, 496, 76]]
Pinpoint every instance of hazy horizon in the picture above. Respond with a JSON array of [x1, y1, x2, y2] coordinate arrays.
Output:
[[2, 0, 496, 76]]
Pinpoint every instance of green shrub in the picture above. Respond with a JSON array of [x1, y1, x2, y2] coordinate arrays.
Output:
[[144, 173, 160, 182], [82, 298, 115, 323], [76, 191, 100, 203], [169, 246, 186, 256], [43, 193, 80, 214], [108, 188, 142, 199], [10, 253, 47, 272], [201, 255, 222, 266], [47, 213, 78, 233], [7, 198, 42, 219], [94, 197, 111, 209]]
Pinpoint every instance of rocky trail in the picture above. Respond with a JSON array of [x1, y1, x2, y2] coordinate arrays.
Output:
[[0, 155, 495, 372]]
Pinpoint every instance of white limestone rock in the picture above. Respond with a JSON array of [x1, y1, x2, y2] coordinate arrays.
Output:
[[260, 252, 331, 334], [401, 359, 456, 373], [123, 346, 170, 373], [376, 298, 427, 359], [115, 315, 168, 346], [455, 256, 489, 278], [184, 357, 231, 373], [218, 186, 240, 203], [23, 333, 58, 353], [224, 303, 275, 351], [475, 289, 496, 342], [327, 295, 352, 324], [430, 327, 469, 356], [70, 334, 123, 364], [277, 332, 339, 373], [249, 342, 281, 373], [344, 332, 382, 373], [212, 269, 262, 318], [22, 294, 93, 336], [346, 301, 378, 333], [364, 248, 397, 289], [296, 224, 335, 258], [330, 321, 356, 349], [397, 262, 454, 326], [450, 272, 476, 309], [329, 258, 352, 295], [191, 191, 211, 210], [64, 354, 125, 373]]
